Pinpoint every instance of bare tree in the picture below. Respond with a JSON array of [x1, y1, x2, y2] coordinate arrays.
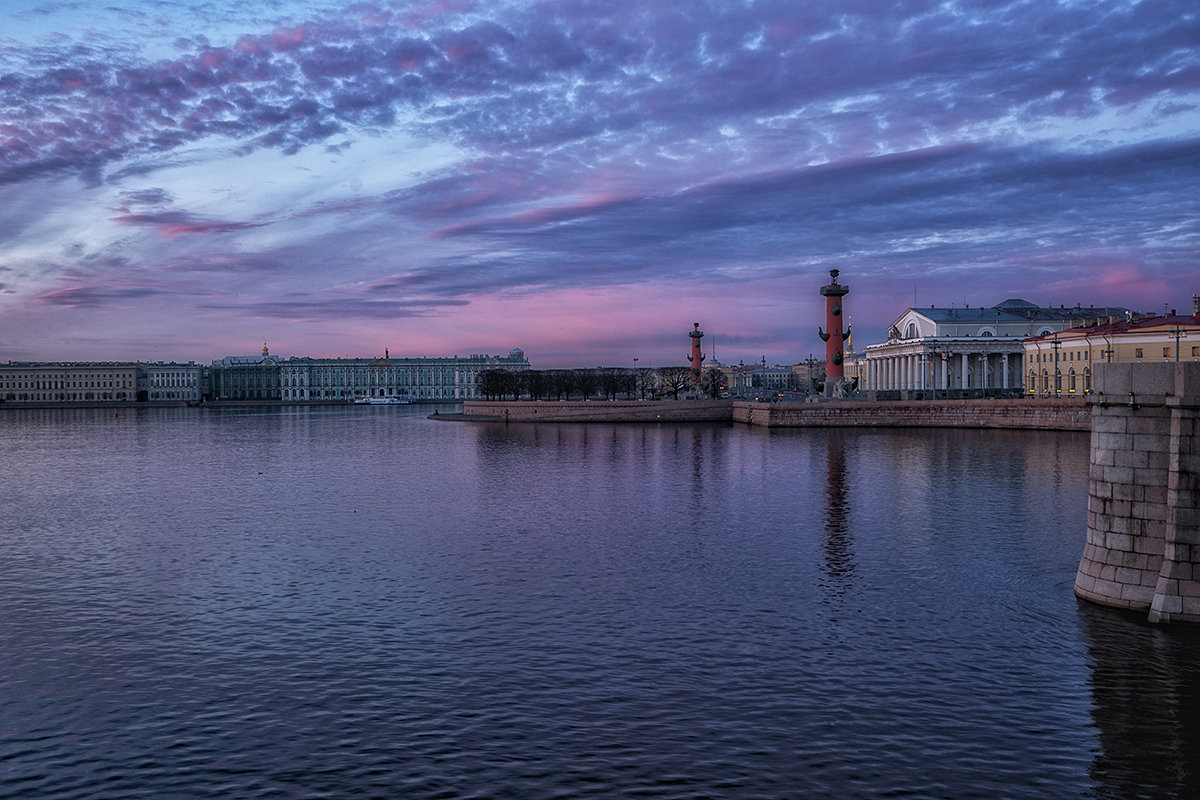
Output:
[[546, 370, 576, 400], [598, 368, 626, 400], [635, 368, 655, 400], [622, 369, 638, 399], [476, 369, 507, 400], [658, 367, 692, 400], [575, 368, 599, 400], [525, 370, 548, 400], [701, 368, 725, 399]]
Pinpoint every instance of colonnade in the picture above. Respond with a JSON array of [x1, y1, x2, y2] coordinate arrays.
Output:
[[862, 348, 1019, 392]]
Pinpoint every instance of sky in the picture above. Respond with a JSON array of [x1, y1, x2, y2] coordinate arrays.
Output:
[[1, 0, 1197, 368]]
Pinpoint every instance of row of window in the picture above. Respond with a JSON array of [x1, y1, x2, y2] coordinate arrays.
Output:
[[2, 379, 130, 390], [1033, 351, 1090, 362], [281, 370, 477, 387], [1029, 368, 1091, 393], [1133, 346, 1200, 359], [3, 392, 131, 402]]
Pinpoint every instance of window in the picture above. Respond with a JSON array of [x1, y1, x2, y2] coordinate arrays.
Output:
[[1164, 347, 1171, 358], [1135, 348, 1143, 359]]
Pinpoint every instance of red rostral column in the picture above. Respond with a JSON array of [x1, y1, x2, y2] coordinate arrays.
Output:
[[688, 322, 705, 385], [819, 269, 850, 379]]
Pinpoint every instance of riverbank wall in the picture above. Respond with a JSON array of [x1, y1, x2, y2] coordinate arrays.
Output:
[[732, 398, 1090, 430], [458, 399, 733, 423], [459, 397, 1090, 430]]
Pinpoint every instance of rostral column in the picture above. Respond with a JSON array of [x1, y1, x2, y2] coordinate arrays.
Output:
[[818, 269, 850, 390], [687, 322, 706, 386]]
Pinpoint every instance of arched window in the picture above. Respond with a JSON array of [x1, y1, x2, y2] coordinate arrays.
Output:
[[1069, 369, 1077, 392], [1084, 368, 1091, 392], [905, 322, 917, 339]]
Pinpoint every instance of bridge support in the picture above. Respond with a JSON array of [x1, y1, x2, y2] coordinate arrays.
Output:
[[1075, 363, 1200, 622]]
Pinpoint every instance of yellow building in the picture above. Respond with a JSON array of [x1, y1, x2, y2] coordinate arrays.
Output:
[[1023, 302, 1200, 396]]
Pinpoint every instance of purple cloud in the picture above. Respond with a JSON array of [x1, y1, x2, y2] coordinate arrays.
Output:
[[0, 0, 1196, 364]]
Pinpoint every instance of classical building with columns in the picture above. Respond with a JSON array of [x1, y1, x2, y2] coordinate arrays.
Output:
[[859, 300, 1129, 397]]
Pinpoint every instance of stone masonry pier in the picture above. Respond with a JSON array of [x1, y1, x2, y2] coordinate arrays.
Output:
[[1074, 363, 1200, 623]]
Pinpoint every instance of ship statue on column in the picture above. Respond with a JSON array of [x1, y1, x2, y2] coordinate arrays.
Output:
[[818, 269, 852, 398], [687, 322, 706, 388]]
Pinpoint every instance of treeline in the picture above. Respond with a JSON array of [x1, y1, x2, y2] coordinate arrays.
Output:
[[476, 367, 726, 401]]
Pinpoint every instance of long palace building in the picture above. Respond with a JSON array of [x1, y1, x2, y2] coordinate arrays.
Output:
[[1, 345, 530, 405]]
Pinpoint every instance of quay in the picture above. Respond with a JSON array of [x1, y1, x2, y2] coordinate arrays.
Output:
[[453, 397, 1090, 430]]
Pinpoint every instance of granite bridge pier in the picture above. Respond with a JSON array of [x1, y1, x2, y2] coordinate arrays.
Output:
[[1075, 362, 1200, 623]]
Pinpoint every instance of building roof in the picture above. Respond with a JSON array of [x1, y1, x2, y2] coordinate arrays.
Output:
[[1026, 312, 1200, 342], [911, 300, 1129, 325]]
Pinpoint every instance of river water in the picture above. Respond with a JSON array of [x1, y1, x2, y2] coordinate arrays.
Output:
[[2, 405, 1198, 799]]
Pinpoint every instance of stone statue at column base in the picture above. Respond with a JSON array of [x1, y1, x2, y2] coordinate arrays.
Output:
[[824, 377, 855, 399]]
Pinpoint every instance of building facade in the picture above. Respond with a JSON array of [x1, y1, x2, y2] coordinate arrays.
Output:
[[279, 349, 531, 402], [2, 347, 532, 405], [1023, 302, 1200, 396], [0, 362, 138, 403], [141, 362, 204, 403], [859, 300, 1129, 396], [209, 345, 285, 401]]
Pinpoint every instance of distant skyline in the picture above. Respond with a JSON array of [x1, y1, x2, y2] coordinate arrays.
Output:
[[1, 1, 1197, 368]]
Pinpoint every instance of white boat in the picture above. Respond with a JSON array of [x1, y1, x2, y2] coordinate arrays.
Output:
[[354, 396, 413, 405]]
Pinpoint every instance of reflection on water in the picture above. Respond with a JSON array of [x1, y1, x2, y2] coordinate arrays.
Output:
[[1, 408, 1199, 799], [820, 431, 855, 601], [1080, 603, 1200, 798]]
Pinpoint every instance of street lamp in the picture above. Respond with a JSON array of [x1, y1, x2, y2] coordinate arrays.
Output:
[[1169, 326, 1187, 362], [1051, 335, 1062, 397]]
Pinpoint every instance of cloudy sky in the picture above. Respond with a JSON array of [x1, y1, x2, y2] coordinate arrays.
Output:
[[1, 0, 1197, 367]]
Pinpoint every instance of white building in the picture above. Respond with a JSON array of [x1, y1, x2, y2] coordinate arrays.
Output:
[[860, 300, 1129, 396], [141, 362, 203, 403]]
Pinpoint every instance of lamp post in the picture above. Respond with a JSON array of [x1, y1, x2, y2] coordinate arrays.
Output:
[[1051, 335, 1062, 397], [1169, 326, 1187, 362]]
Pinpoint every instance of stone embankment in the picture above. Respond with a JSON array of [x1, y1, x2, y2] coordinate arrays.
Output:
[[458, 397, 1090, 430], [1074, 363, 1200, 623], [458, 399, 732, 423], [732, 398, 1089, 430]]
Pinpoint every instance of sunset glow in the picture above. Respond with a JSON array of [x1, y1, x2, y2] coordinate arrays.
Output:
[[1, 0, 1197, 366]]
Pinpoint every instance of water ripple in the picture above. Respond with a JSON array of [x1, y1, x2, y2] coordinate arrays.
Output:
[[2, 410, 1198, 798]]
